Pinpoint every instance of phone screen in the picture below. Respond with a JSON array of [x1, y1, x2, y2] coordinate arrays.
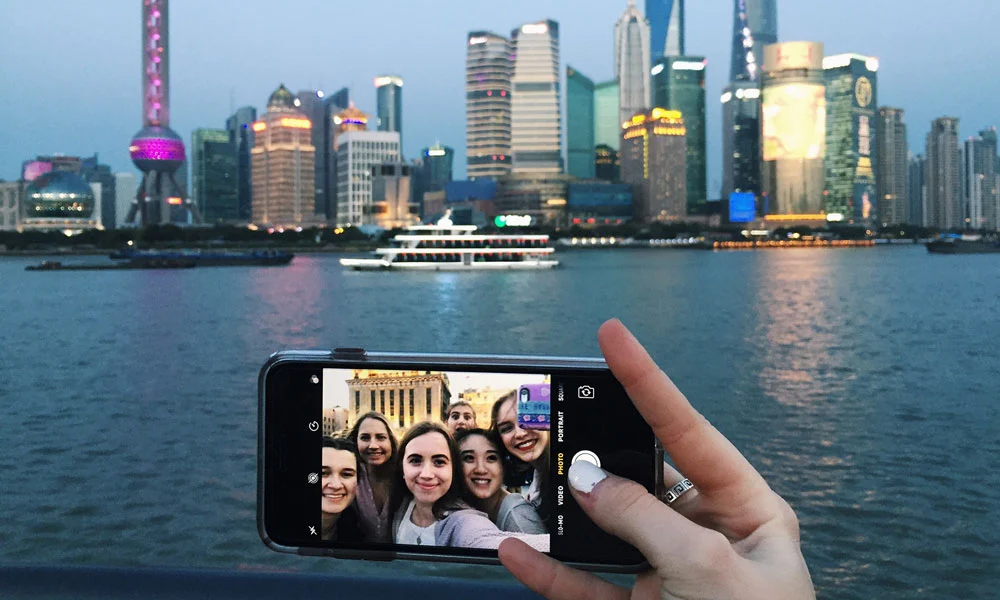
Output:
[[261, 358, 658, 569]]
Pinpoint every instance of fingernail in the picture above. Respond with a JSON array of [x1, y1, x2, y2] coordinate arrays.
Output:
[[568, 461, 607, 494]]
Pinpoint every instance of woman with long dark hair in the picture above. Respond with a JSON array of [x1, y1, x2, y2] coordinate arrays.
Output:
[[490, 391, 551, 521], [320, 436, 364, 542], [389, 422, 548, 550], [347, 412, 398, 542], [454, 428, 546, 534]]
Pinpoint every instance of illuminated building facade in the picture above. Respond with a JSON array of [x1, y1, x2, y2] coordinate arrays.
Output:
[[594, 80, 621, 152], [496, 173, 572, 225], [721, 81, 761, 201], [652, 56, 707, 213], [511, 20, 563, 174], [332, 105, 369, 152], [963, 128, 999, 231], [824, 54, 879, 223], [420, 144, 454, 191], [375, 76, 404, 149], [567, 66, 596, 179], [225, 106, 257, 221], [466, 31, 513, 179], [615, 3, 651, 127], [335, 130, 402, 226], [191, 128, 238, 223], [760, 41, 826, 216], [250, 84, 316, 227], [646, 0, 685, 58], [345, 371, 452, 434], [925, 117, 961, 230], [595, 145, 621, 182], [876, 107, 909, 226], [20, 171, 100, 232], [371, 162, 419, 229], [127, 0, 199, 225], [620, 109, 688, 222]]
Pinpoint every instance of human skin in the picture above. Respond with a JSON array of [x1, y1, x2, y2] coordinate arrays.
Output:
[[498, 319, 816, 600]]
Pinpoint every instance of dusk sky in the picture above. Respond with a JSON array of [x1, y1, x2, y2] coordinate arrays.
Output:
[[2, 0, 998, 193]]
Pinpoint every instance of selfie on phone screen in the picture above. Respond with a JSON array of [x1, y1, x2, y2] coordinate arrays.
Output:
[[321, 370, 552, 551]]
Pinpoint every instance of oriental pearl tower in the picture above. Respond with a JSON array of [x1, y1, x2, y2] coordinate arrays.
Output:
[[126, 0, 201, 225]]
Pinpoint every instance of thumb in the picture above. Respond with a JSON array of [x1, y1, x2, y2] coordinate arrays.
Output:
[[567, 460, 713, 572]]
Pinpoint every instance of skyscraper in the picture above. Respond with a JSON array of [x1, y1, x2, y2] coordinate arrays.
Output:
[[721, 81, 761, 201], [192, 128, 238, 223], [963, 129, 999, 230], [336, 130, 402, 226], [652, 56, 707, 213], [824, 54, 879, 223], [760, 41, 826, 216], [594, 80, 621, 151], [296, 90, 332, 219], [323, 89, 350, 222], [620, 108, 688, 222], [375, 76, 404, 150], [421, 143, 455, 191], [226, 106, 257, 221], [925, 117, 961, 230], [876, 107, 908, 226], [908, 153, 926, 227], [729, 0, 778, 82], [466, 31, 513, 179], [594, 145, 621, 182], [511, 20, 563, 174], [615, 3, 651, 126], [646, 0, 685, 58], [567, 66, 596, 179], [250, 85, 316, 227]]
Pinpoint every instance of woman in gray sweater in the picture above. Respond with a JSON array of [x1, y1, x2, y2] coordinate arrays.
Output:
[[454, 428, 547, 534], [389, 422, 548, 552]]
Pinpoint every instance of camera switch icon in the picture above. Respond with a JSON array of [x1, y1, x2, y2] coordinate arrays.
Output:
[[577, 385, 596, 399]]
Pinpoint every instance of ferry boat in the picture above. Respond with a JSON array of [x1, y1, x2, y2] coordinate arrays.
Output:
[[340, 215, 558, 271], [926, 234, 1000, 254]]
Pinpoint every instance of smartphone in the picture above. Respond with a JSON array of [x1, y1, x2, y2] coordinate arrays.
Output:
[[258, 348, 664, 572], [516, 383, 551, 430]]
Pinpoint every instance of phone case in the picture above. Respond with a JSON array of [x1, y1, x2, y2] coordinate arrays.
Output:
[[258, 348, 664, 573]]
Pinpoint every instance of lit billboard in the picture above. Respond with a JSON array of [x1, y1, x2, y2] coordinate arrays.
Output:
[[762, 83, 826, 162], [22, 160, 53, 182], [729, 192, 757, 223]]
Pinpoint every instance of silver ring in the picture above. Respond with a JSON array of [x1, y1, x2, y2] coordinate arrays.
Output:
[[664, 478, 695, 504]]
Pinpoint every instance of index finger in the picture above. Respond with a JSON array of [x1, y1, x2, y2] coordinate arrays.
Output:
[[598, 319, 767, 500]]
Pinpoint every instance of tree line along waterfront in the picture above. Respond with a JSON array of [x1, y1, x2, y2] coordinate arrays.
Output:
[[0, 222, 942, 255]]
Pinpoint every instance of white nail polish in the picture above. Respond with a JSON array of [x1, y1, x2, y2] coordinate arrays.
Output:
[[568, 460, 607, 494]]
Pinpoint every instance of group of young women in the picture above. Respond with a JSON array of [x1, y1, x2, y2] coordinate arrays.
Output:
[[319, 392, 552, 551]]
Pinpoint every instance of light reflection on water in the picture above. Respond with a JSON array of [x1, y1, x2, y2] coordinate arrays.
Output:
[[0, 248, 997, 598]]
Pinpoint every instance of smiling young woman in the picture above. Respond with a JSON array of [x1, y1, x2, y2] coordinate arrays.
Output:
[[491, 392, 551, 521], [319, 436, 364, 542], [348, 412, 399, 542], [388, 422, 549, 551], [455, 428, 546, 534]]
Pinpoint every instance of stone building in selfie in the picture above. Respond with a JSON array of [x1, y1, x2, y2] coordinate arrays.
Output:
[[458, 386, 515, 426], [344, 371, 451, 434]]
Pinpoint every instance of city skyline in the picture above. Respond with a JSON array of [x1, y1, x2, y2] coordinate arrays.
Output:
[[1, 0, 998, 198]]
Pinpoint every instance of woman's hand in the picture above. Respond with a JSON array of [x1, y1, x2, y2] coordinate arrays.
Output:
[[499, 319, 815, 600]]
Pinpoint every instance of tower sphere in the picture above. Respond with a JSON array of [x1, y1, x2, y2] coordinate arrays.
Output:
[[129, 125, 185, 173]]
